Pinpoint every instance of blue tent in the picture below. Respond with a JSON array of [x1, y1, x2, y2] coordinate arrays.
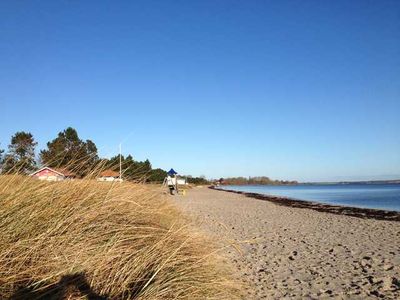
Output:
[[167, 168, 177, 176]]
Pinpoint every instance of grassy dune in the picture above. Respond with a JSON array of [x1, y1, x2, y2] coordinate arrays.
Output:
[[0, 176, 239, 299]]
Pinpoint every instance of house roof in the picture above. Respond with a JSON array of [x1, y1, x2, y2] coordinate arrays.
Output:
[[30, 167, 76, 177], [53, 168, 76, 177], [99, 170, 120, 177]]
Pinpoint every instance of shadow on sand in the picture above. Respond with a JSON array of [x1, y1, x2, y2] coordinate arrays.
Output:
[[10, 273, 108, 300]]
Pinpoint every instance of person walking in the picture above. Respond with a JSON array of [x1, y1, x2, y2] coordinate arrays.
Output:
[[166, 174, 175, 195], [164, 168, 178, 195]]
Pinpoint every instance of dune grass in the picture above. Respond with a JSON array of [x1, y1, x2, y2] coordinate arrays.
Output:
[[0, 175, 240, 299]]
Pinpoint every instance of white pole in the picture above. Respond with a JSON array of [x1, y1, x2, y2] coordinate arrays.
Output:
[[119, 143, 122, 181]]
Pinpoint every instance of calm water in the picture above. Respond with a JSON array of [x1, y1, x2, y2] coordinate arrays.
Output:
[[219, 184, 400, 212]]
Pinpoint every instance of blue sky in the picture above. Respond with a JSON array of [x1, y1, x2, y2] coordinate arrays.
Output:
[[0, 0, 399, 182]]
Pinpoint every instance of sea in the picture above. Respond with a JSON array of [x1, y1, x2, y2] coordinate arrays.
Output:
[[218, 184, 400, 212]]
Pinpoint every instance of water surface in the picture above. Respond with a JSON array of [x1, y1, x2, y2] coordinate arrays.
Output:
[[219, 184, 400, 212]]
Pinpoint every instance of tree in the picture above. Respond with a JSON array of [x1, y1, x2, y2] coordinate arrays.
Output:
[[147, 168, 167, 183], [0, 144, 4, 171], [102, 154, 156, 182], [219, 176, 298, 185], [143, 159, 152, 172], [83, 139, 100, 171], [40, 127, 99, 177], [186, 176, 209, 185], [2, 132, 37, 174]]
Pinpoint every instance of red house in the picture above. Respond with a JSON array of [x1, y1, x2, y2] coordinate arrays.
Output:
[[97, 169, 121, 182], [30, 167, 76, 181]]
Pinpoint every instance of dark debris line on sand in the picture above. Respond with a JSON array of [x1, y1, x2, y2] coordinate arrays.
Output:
[[210, 187, 400, 222]]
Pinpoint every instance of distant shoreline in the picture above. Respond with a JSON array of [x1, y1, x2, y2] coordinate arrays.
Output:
[[219, 180, 400, 186], [210, 186, 400, 222], [300, 180, 400, 185]]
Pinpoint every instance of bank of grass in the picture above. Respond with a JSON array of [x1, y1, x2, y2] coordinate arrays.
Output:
[[0, 175, 240, 299]]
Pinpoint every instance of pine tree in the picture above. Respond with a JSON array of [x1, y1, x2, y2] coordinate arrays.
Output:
[[40, 127, 99, 177], [2, 132, 37, 174], [0, 144, 4, 171]]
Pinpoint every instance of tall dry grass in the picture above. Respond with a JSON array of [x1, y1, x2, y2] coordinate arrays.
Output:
[[0, 175, 240, 299]]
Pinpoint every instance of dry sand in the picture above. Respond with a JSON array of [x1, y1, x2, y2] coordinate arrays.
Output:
[[171, 187, 400, 299]]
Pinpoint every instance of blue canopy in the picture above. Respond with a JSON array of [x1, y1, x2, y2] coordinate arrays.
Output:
[[167, 168, 177, 175]]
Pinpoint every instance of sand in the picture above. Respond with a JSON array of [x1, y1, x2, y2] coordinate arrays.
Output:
[[171, 187, 400, 299]]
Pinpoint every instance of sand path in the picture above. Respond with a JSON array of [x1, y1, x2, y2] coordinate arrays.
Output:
[[171, 187, 400, 299]]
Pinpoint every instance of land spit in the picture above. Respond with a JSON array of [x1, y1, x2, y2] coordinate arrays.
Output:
[[171, 187, 400, 299]]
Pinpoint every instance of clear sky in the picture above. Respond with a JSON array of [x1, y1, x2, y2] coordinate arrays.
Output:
[[0, 0, 399, 182]]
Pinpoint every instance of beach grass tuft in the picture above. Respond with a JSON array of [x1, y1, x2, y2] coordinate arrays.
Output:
[[0, 175, 240, 299]]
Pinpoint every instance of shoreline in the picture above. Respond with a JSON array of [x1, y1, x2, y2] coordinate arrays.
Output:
[[173, 187, 400, 299], [210, 186, 400, 222]]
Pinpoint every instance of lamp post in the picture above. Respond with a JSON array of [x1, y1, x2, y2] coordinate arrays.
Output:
[[119, 143, 122, 182]]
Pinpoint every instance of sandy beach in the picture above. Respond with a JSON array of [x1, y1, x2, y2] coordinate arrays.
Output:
[[172, 187, 400, 299]]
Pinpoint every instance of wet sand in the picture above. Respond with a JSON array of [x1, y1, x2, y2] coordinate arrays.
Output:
[[172, 187, 400, 299]]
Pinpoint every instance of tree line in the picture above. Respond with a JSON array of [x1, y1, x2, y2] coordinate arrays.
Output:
[[0, 127, 167, 182], [185, 175, 209, 185], [219, 176, 298, 185]]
